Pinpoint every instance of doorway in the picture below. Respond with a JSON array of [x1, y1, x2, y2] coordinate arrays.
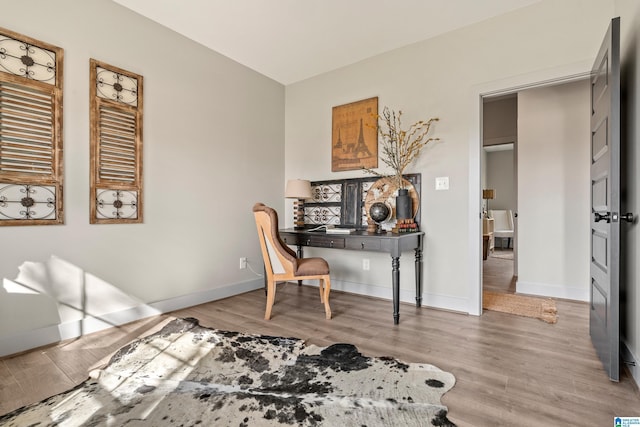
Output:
[[481, 95, 517, 296], [468, 61, 593, 316], [482, 147, 516, 294], [479, 80, 592, 304]]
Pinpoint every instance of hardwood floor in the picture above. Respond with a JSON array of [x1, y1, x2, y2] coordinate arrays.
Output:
[[483, 248, 516, 294], [1, 284, 638, 426]]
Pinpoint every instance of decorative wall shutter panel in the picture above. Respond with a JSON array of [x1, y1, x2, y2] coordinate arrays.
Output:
[[90, 59, 143, 223], [0, 27, 64, 225]]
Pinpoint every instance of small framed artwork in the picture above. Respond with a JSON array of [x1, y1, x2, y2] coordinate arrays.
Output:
[[331, 96, 378, 172]]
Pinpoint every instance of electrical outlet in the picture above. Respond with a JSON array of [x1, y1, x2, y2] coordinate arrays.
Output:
[[363, 259, 370, 271], [239, 257, 247, 269]]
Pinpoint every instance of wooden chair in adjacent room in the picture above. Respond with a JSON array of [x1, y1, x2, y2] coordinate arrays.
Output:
[[252, 202, 332, 320]]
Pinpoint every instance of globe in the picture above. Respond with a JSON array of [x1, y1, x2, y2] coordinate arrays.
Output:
[[370, 202, 391, 224]]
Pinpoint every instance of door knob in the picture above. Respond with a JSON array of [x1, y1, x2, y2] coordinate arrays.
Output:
[[621, 213, 635, 223], [594, 212, 611, 223]]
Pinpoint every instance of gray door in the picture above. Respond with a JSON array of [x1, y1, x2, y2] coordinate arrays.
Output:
[[590, 17, 620, 382]]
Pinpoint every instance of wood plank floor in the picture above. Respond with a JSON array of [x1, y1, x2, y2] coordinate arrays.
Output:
[[483, 248, 516, 294], [1, 284, 638, 426]]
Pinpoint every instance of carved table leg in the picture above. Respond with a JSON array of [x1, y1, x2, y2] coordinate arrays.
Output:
[[392, 256, 400, 324], [415, 247, 423, 307], [297, 245, 304, 286]]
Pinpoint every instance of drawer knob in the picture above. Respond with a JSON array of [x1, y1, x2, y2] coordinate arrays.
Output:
[[330, 240, 334, 248], [361, 242, 365, 249], [307, 239, 311, 245]]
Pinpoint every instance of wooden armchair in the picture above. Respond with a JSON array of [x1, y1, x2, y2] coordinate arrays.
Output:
[[252, 203, 332, 320]]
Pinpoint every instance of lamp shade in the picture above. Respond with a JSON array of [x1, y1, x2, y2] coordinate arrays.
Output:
[[482, 189, 495, 200], [285, 179, 312, 199]]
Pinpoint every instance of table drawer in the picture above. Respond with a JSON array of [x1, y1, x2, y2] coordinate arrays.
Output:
[[282, 235, 345, 249], [308, 237, 345, 248], [281, 235, 304, 246], [345, 238, 381, 251]]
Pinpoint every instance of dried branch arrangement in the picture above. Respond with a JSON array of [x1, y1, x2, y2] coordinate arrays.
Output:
[[365, 107, 439, 189]]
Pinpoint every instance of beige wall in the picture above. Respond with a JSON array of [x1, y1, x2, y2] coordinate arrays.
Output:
[[483, 96, 517, 146], [517, 80, 591, 300], [0, 0, 285, 355], [285, 0, 614, 313], [485, 148, 516, 213]]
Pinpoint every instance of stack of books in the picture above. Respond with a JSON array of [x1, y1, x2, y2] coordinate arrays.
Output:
[[392, 219, 419, 234]]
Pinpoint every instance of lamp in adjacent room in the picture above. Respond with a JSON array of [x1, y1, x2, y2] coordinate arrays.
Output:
[[482, 189, 495, 217], [285, 179, 312, 229]]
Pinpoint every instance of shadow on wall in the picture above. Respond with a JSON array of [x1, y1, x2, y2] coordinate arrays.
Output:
[[0, 256, 160, 357]]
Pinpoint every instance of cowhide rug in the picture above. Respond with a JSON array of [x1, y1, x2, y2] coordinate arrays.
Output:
[[1, 318, 456, 426]]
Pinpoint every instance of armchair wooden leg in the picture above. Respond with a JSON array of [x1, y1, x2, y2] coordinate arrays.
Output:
[[322, 276, 332, 319], [318, 280, 325, 302], [264, 279, 276, 320]]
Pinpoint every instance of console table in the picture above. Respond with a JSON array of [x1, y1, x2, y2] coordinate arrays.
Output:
[[280, 228, 424, 325]]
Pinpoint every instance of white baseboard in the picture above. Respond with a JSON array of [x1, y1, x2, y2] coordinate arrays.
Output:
[[621, 340, 640, 389], [516, 280, 589, 302], [330, 279, 469, 313], [148, 278, 263, 313], [0, 278, 263, 358]]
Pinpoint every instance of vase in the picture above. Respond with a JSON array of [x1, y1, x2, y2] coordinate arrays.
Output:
[[395, 188, 412, 220]]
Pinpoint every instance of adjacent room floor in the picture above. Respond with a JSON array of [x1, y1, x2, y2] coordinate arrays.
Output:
[[483, 247, 516, 294], [1, 284, 638, 426]]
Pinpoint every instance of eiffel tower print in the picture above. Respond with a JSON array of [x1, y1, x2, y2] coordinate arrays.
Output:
[[332, 97, 378, 172]]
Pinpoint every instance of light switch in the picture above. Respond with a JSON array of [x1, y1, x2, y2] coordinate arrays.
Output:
[[435, 176, 449, 191]]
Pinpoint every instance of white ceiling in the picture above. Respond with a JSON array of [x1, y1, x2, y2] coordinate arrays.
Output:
[[113, 0, 540, 85]]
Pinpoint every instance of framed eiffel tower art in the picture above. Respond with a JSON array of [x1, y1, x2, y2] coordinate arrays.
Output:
[[331, 97, 378, 172]]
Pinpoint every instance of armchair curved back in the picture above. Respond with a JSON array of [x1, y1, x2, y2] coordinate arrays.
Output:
[[252, 202, 333, 320], [253, 203, 297, 276]]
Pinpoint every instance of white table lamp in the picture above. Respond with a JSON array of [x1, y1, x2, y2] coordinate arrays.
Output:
[[285, 179, 312, 229]]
